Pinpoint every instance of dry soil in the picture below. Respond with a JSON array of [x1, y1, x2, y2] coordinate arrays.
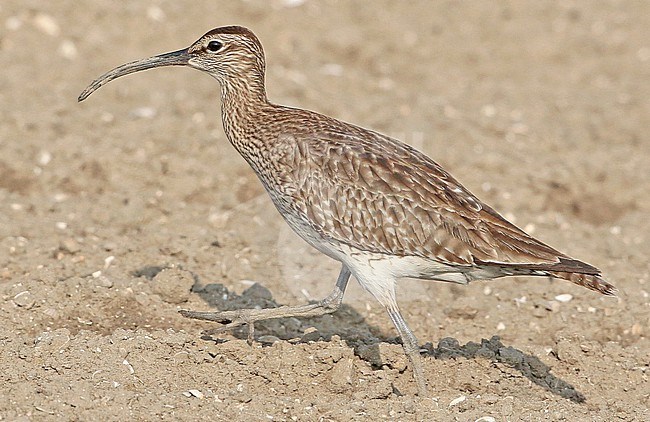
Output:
[[1, 1, 648, 421]]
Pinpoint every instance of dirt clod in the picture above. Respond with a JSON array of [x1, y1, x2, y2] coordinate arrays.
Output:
[[152, 268, 194, 304]]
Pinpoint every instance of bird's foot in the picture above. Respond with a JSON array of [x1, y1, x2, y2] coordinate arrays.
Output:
[[179, 308, 257, 344], [179, 299, 342, 345]]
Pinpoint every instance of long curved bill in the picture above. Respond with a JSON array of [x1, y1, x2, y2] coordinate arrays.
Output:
[[78, 48, 190, 102]]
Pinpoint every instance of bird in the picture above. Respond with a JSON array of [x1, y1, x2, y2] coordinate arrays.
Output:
[[78, 25, 616, 396]]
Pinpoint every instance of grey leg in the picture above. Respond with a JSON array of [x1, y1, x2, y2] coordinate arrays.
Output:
[[386, 305, 428, 396], [180, 265, 351, 339]]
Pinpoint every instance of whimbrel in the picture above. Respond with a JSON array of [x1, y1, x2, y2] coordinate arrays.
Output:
[[79, 26, 616, 396]]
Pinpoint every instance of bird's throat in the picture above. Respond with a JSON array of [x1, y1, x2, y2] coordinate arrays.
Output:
[[219, 79, 270, 156]]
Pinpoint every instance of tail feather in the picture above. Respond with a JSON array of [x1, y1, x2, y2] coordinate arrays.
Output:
[[548, 271, 617, 296], [476, 256, 617, 296]]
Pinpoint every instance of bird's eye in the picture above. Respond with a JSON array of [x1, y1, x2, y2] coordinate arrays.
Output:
[[206, 40, 223, 52]]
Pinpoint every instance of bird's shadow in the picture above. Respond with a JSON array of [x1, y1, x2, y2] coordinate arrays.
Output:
[[422, 336, 585, 403], [169, 274, 585, 403]]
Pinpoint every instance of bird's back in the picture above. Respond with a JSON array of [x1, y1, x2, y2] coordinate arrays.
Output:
[[250, 105, 616, 295]]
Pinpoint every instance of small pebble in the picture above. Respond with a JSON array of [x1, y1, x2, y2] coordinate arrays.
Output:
[[242, 282, 273, 300], [104, 256, 115, 269], [482, 394, 499, 404], [76, 317, 92, 326], [33, 13, 60, 36], [100, 112, 114, 124], [94, 276, 113, 288], [257, 335, 280, 344], [403, 399, 417, 413], [230, 385, 252, 403], [13, 291, 35, 308], [321, 63, 343, 76], [481, 104, 496, 117], [545, 301, 561, 312], [146, 6, 166, 21], [130, 107, 157, 119], [43, 308, 58, 318], [53, 193, 68, 202], [37, 150, 52, 166], [554, 293, 573, 303], [301, 326, 320, 342], [514, 296, 527, 307], [134, 294, 150, 306], [122, 359, 134, 374], [187, 389, 204, 399], [449, 395, 466, 407], [60, 238, 80, 254], [446, 306, 478, 320], [59, 39, 78, 60], [6, 16, 22, 31], [281, 0, 306, 7]]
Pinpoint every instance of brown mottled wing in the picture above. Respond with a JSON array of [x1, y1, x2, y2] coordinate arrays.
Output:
[[281, 125, 582, 270]]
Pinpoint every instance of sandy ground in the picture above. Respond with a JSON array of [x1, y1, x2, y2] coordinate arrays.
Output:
[[1, 1, 649, 420]]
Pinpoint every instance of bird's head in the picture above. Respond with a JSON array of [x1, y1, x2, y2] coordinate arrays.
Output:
[[78, 26, 266, 102]]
